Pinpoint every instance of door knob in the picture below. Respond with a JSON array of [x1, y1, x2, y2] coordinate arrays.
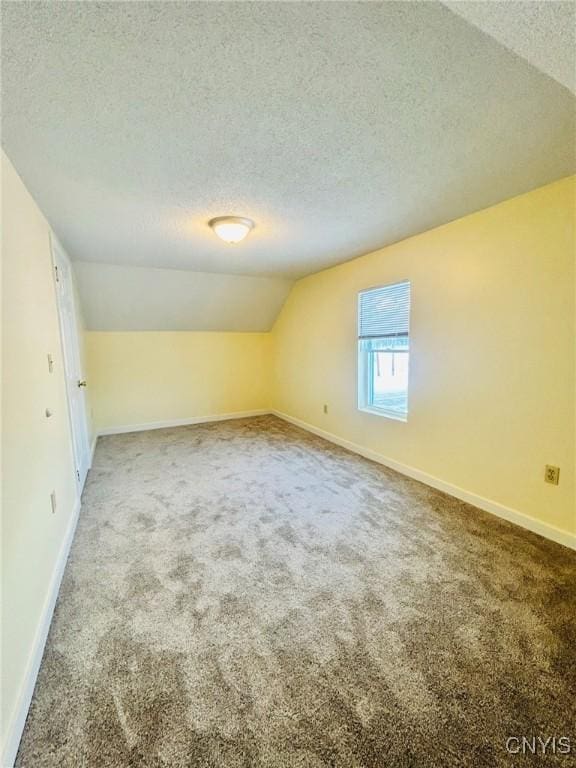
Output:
[[78, 379, 87, 388]]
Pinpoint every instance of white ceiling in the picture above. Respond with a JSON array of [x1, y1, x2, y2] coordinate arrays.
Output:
[[2, 1, 575, 279], [443, 1, 576, 94], [74, 261, 292, 332]]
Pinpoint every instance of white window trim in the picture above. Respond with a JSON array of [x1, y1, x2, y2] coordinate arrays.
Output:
[[358, 404, 408, 422], [357, 282, 410, 422]]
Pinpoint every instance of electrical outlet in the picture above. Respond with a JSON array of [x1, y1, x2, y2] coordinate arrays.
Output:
[[50, 491, 57, 513], [323, 404, 328, 414], [544, 465, 560, 485]]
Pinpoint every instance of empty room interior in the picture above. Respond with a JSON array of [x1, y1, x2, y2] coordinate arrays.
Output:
[[2, 2, 576, 766]]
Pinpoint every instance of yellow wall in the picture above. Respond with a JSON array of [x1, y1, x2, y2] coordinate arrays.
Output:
[[272, 177, 576, 539], [86, 331, 272, 431], [1, 153, 79, 755]]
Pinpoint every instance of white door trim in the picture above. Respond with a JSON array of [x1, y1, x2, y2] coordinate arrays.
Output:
[[50, 234, 91, 493]]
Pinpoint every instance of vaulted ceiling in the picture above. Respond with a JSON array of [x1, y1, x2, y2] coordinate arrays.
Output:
[[444, 1, 575, 94], [2, 1, 575, 284], [74, 261, 291, 332]]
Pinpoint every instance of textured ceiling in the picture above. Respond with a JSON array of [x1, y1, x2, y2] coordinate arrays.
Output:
[[2, 1, 575, 279], [74, 261, 292, 332], [443, 1, 576, 94]]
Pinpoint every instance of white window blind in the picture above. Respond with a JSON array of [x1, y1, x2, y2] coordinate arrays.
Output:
[[358, 280, 411, 340]]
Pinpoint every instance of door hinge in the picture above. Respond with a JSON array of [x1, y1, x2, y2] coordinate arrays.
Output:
[[76, 469, 80, 481], [54, 265, 60, 282]]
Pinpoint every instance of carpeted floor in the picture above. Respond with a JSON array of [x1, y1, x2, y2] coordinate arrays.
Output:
[[16, 416, 576, 767]]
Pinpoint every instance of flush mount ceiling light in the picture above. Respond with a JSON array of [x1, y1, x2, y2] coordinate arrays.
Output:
[[209, 216, 255, 244]]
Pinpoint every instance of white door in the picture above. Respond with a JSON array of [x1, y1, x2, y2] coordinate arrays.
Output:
[[51, 236, 91, 491]]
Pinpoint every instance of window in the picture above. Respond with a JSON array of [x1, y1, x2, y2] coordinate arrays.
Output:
[[358, 280, 411, 420]]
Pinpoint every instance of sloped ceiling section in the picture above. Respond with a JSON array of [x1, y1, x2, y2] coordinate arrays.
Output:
[[443, 1, 576, 94], [2, 1, 575, 280], [74, 262, 292, 332]]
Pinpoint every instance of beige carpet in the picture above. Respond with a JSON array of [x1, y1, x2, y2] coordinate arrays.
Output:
[[16, 416, 575, 767]]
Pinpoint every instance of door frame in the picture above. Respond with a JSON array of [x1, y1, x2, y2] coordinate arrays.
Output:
[[50, 233, 91, 494]]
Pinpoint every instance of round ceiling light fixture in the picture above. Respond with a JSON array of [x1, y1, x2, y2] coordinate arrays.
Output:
[[209, 216, 255, 244]]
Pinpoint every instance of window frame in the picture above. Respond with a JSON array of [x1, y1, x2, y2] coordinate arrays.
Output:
[[357, 281, 411, 422]]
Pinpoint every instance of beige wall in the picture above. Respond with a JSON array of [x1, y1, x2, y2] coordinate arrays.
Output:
[[1, 153, 79, 755], [86, 331, 272, 432], [271, 177, 576, 539]]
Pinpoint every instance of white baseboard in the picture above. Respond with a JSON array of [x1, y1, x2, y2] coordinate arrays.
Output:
[[272, 410, 576, 551], [97, 409, 270, 437], [2, 496, 82, 768], [89, 434, 97, 467]]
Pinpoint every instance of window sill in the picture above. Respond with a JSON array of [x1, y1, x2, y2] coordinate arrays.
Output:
[[358, 406, 407, 423]]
